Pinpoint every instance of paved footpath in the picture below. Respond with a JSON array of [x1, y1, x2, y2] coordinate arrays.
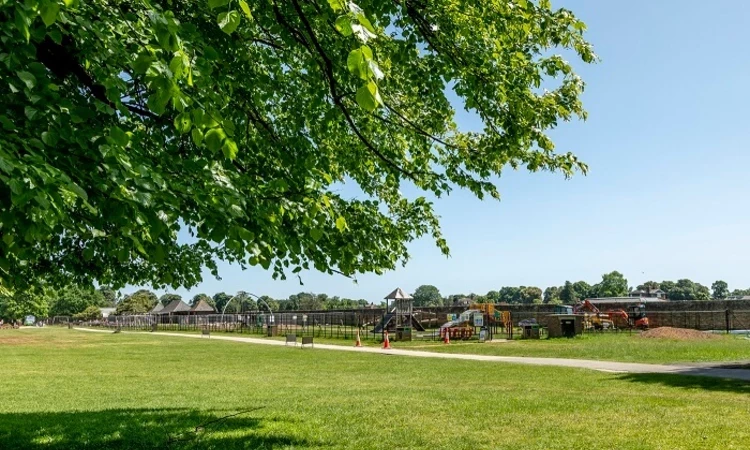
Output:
[[76, 328, 750, 381]]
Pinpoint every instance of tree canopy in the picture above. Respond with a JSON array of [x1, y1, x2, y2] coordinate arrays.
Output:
[[0, 0, 595, 294], [115, 289, 158, 314], [412, 285, 442, 307], [590, 271, 628, 298], [711, 280, 729, 300]]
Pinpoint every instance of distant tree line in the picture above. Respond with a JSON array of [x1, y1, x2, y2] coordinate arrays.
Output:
[[411, 272, 748, 307], [0, 287, 371, 322], [2, 272, 748, 322]]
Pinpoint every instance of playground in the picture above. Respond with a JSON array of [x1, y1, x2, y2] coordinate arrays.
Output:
[[1, 328, 749, 450]]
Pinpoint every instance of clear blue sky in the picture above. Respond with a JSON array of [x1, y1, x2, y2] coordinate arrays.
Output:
[[149, 0, 750, 301]]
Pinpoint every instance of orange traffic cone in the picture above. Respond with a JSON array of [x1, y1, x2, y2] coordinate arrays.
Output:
[[443, 328, 450, 345], [355, 330, 362, 347], [382, 330, 391, 349]]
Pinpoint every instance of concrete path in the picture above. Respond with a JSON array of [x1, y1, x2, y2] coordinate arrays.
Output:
[[75, 328, 750, 381]]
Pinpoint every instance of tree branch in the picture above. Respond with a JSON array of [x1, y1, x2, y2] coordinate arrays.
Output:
[[286, 0, 417, 180]]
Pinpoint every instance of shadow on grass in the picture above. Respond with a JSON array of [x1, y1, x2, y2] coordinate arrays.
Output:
[[618, 372, 750, 394], [0, 407, 313, 449]]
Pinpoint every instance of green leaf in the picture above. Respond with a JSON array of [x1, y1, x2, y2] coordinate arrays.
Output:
[[217, 11, 241, 35], [41, 130, 58, 146], [310, 228, 323, 242], [239, 0, 252, 19], [40, 0, 61, 27], [24, 107, 38, 120], [347, 46, 373, 80], [191, 128, 204, 146], [335, 16, 353, 36], [221, 138, 238, 160], [355, 81, 381, 112], [132, 54, 154, 74], [335, 216, 347, 232], [110, 126, 130, 147], [327, 0, 346, 12], [17, 71, 36, 89], [169, 55, 184, 78], [156, 28, 179, 52], [14, 11, 30, 42], [356, 13, 376, 33], [66, 182, 88, 201], [204, 128, 226, 152], [208, 0, 230, 9], [174, 113, 192, 134]]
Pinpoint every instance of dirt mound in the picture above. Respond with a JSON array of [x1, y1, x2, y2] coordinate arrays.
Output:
[[639, 327, 720, 340]]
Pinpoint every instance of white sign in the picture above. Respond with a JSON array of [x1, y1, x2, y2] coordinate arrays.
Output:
[[473, 314, 484, 327]]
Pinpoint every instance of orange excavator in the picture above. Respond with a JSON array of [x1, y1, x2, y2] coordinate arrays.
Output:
[[607, 304, 649, 330], [576, 300, 650, 330]]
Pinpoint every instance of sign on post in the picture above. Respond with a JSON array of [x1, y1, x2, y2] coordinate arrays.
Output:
[[473, 314, 484, 327]]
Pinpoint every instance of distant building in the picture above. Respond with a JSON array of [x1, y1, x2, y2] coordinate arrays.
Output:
[[100, 307, 116, 318], [725, 295, 750, 301], [452, 298, 473, 307], [587, 297, 667, 305], [157, 299, 192, 315], [629, 288, 666, 299], [150, 303, 164, 314], [190, 299, 217, 315]]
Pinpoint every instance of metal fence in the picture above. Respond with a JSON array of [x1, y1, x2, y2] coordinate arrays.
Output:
[[51, 310, 511, 342], [49, 308, 750, 341]]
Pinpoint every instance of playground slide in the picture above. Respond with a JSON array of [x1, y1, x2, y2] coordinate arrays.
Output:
[[372, 312, 395, 333], [440, 320, 459, 329], [372, 310, 426, 333]]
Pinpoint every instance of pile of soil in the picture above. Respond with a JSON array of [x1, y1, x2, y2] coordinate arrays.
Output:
[[639, 327, 720, 340]]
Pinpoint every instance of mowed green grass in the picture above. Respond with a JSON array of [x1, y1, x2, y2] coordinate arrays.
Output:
[[0, 329, 748, 450], [381, 332, 750, 364], [193, 329, 750, 364]]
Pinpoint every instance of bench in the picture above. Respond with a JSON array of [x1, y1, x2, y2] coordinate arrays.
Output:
[[301, 336, 314, 348], [202, 329, 210, 339], [285, 334, 297, 346]]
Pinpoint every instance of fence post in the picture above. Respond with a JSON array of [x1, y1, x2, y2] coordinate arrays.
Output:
[[725, 309, 731, 334]]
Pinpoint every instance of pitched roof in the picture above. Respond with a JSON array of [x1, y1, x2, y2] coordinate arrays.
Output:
[[384, 287, 413, 300], [191, 299, 216, 313], [150, 303, 164, 313], [159, 299, 192, 314]]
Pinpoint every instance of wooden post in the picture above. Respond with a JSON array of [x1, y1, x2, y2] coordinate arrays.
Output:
[[725, 309, 731, 334]]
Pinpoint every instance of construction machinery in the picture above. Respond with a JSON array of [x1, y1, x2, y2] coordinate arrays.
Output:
[[607, 304, 649, 329], [574, 300, 614, 330]]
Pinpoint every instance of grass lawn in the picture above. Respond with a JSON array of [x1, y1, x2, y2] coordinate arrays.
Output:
[[172, 328, 750, 364], [384, 332, 750, 364], [1, 328, 749, 449]]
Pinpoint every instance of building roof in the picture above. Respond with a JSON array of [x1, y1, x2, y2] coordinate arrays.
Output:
[[159, 299, 192, 314], [587, 297, 668, 304], [384, 287, 413, 300], [150, 303, 164, 314], [630, 288, 665, 294], [190, 299, 216, 313]]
